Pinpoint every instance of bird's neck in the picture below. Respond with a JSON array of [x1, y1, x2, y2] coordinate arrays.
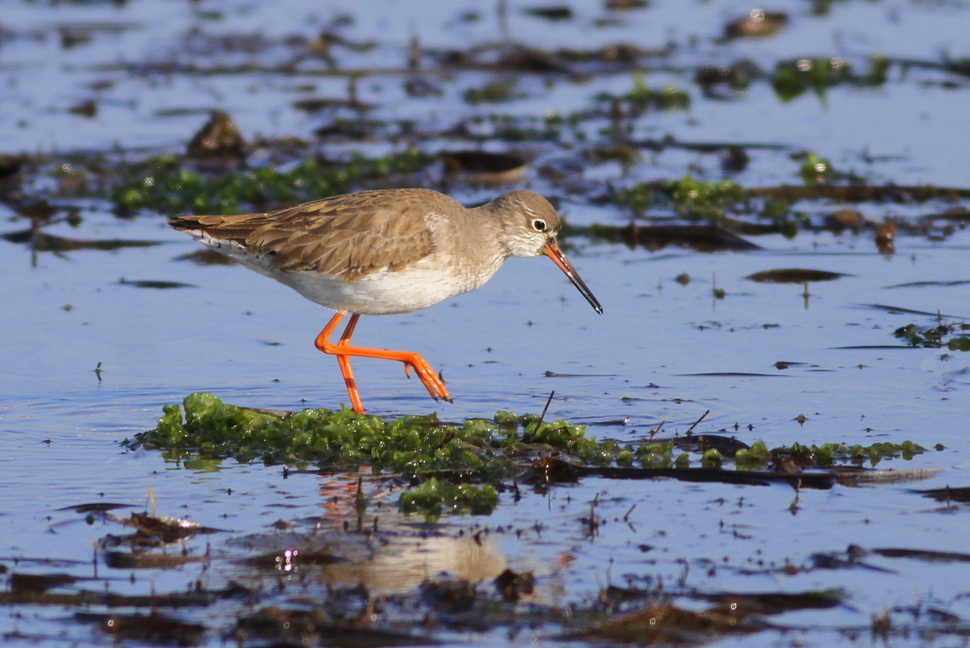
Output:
[[441, 204, 506, 286]]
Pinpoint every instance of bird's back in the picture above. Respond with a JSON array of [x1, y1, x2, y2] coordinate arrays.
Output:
[[169, 189, 452, 282]]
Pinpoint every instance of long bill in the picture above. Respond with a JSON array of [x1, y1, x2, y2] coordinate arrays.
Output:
[[544, 242, 603, 314]]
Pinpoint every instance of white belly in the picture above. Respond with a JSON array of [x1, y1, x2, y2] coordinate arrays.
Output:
[[189, 230, 502, 316], [283, 261, 483, 315]]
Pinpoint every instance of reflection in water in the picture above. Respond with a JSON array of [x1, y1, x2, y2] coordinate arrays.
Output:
[[311, 473, 506, 592], [322, 534, 506, 594]]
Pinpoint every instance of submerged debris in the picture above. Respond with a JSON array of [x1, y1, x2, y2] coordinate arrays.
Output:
[[186, 110, 247, 164], [86, 612, 207, 646], [746, 268, 847, 283], [117, 278, 197, 289], [914, 485, 970, 503], [1, 230, 162, 253], [234, 607, 437, 647], [723, 9, 789, 40], [584, 222, 760, 252], [562, 601, 761, 643], [442, 150, 528, 184], [10, 573, 79, 595]]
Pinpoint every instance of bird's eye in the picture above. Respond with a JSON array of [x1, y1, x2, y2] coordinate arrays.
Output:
[[533, 219, 547, 232]]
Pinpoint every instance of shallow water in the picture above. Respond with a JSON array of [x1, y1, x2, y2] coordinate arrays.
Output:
[[2, 0, 970, 645]]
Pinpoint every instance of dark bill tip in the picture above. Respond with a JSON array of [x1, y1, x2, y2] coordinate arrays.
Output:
[[544, 243, 603, 314]]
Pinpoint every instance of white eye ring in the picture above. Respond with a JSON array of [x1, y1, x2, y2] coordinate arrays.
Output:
[[533, 219, 547, 232]]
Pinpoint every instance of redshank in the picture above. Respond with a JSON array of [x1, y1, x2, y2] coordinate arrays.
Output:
[[170, 188, 602, 413]]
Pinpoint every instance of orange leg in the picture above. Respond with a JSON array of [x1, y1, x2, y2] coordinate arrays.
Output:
[[314, 311, 451, 414], [334, 313, 363, 414]]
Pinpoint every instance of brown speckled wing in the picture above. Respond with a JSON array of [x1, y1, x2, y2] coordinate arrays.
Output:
[[171, 190, 438, 281]]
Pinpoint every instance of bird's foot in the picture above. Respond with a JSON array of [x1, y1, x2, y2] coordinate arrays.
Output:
[[400, 353, 451, 403]]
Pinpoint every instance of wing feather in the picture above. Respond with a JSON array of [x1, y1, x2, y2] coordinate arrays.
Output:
[[169, 189, 442, 281]]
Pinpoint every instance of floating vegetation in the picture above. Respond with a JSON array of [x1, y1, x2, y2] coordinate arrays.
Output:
[[128, 394, 928, 473], [125, 393, 526, 478], [6, 4, 970, 647], [894, 319, 970, 351], [770, 440, 925, 468], [596, 172, 970, 242], [594, 71, 690, 114], [770, 54, 894, 103], [798, 152, 835, 184], [484, 113, 564, 141], [399, 477, 498, 519], [773, 56, 852, 102], [463, 79, 519, 104], [313, 116, 390, 139], [695, 61, 759, 99], [11, 134, 968, 252], [613, 173, 742, 220], [111, 150, 432, 215], [127, 394, 929, 519]]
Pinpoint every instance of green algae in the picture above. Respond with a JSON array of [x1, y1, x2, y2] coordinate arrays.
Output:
[[635, 441, 678, 468], [127, 395, 928, 517], [614, 174, 743, 220], [734, 441, 771, 468], [799, 152, 835, 185], [770, 55, 892, 104], [701, 448, 725, 467], [399, 478, 498, 520], [463, 80, 519, 104], [125, 393, 598, 519], [771, 56, 853, 103], [951, 337, 970, 352], [485, 113, 564, 142], [111, 150, 432, 215], [125, 393, 524, 478], [594, 71, 691, 113], [894, 320, 970, 351], [130, 394, 929, 474], [769, 440, 924, 468]]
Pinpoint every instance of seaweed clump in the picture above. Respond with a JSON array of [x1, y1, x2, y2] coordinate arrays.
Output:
[[124, 393, 602, 518], [126, 394, 928, 518], [112, 150, 431, 216]]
